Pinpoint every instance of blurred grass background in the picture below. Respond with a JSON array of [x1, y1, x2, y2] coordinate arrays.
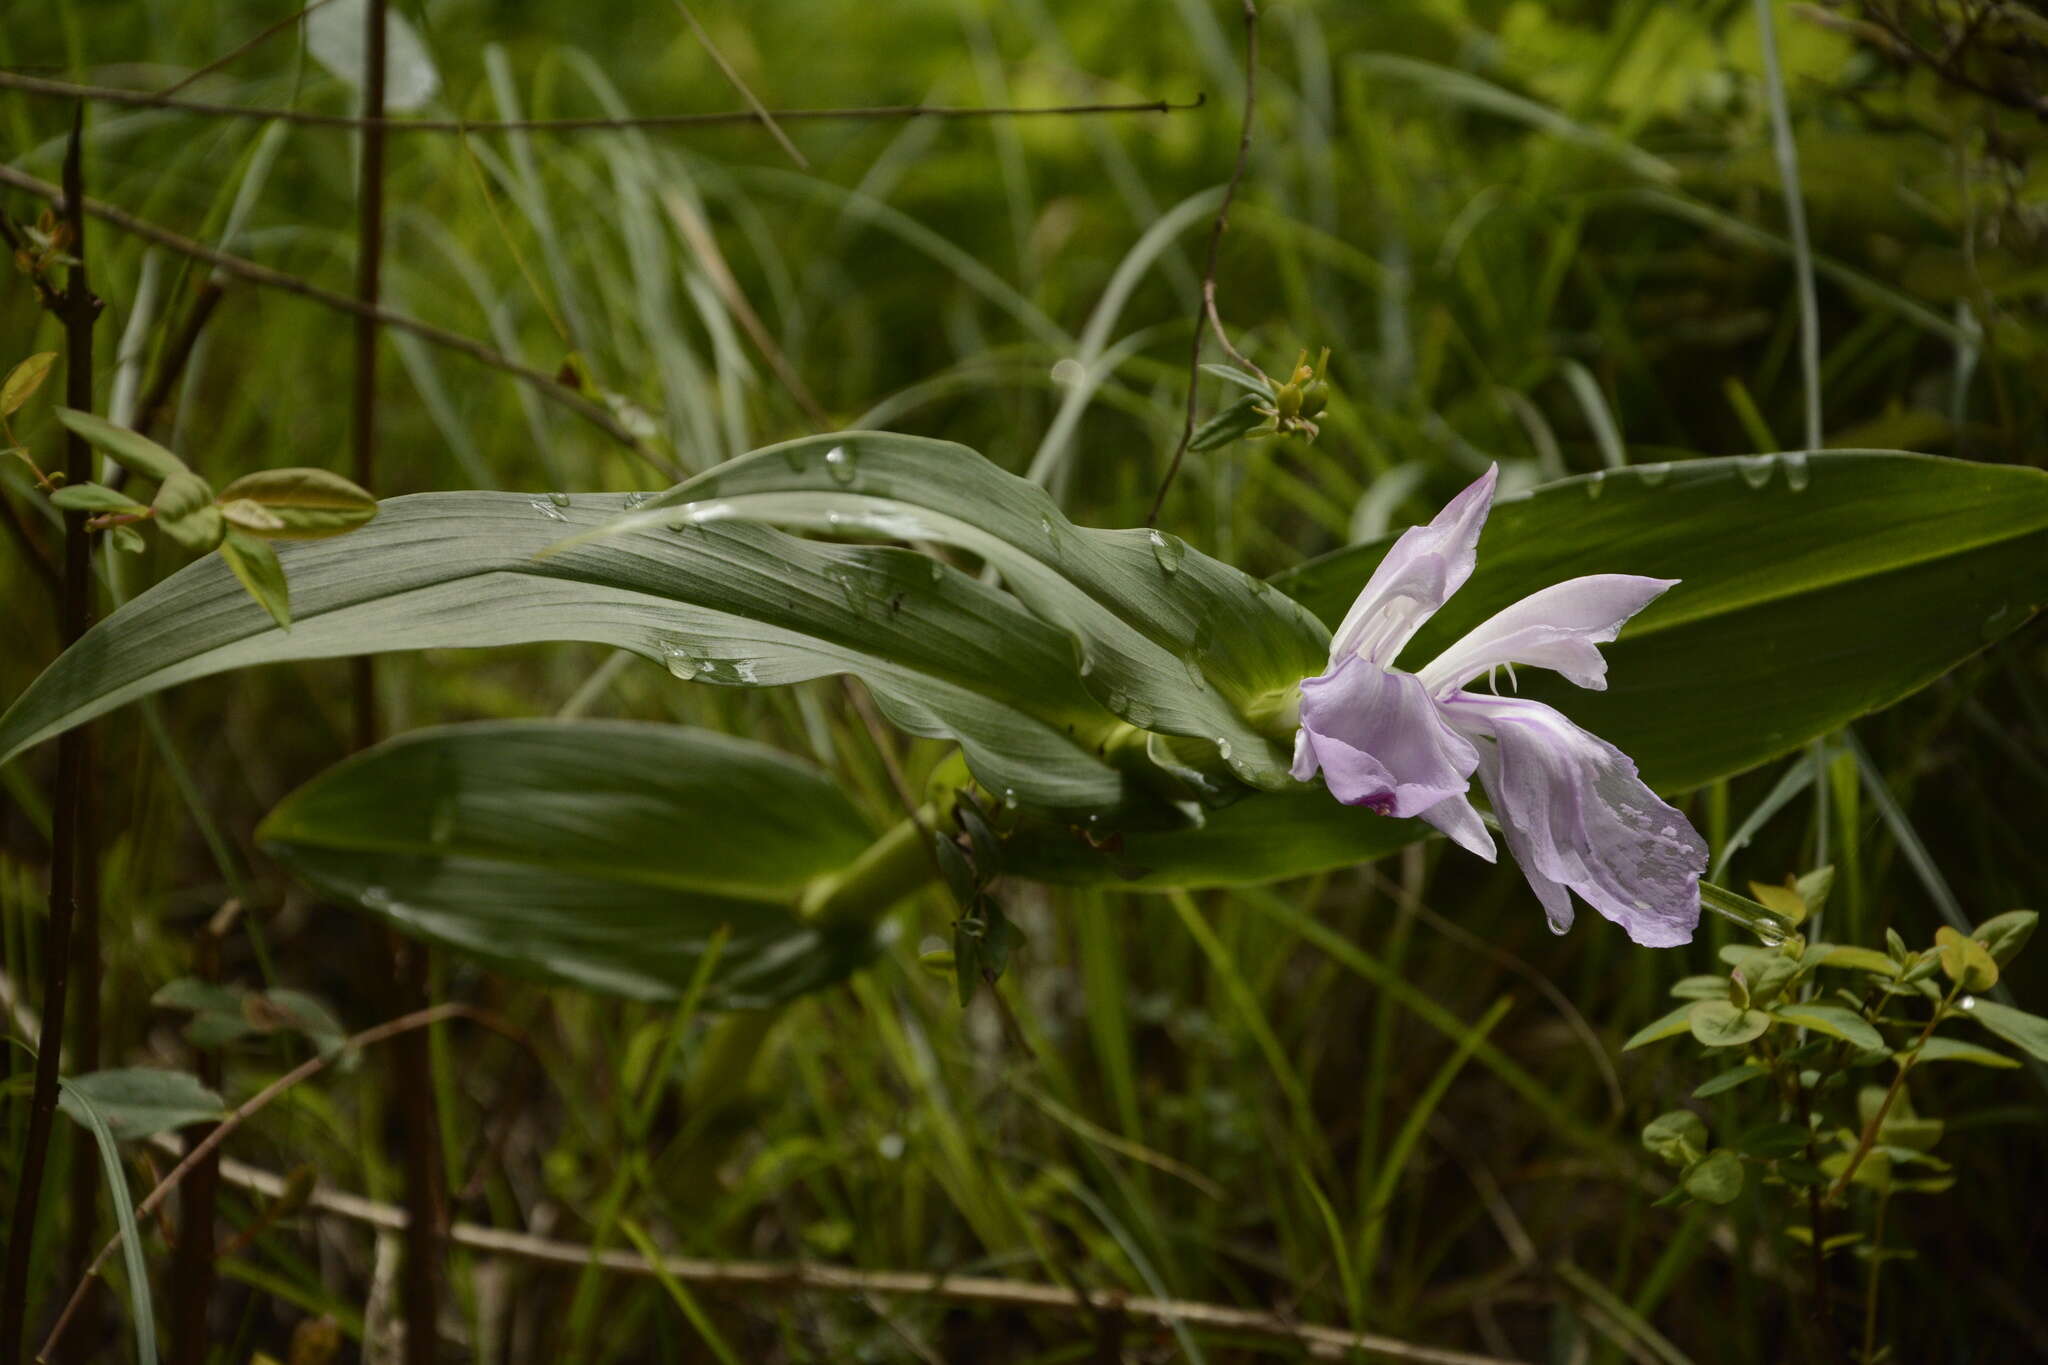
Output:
[[2, 0, 2045, 1360]]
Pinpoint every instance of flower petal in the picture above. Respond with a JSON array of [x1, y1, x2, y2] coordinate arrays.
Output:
[[1446, 694, 1704, 947], [1328, 465, 1498, 668], [1418, 574, 1676, 696], [1418, 791, 1497, 862], [1296, 655, 1479, 817]]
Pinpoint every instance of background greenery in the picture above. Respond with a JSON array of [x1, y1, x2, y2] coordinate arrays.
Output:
[[2, 0, 2044, 1360]]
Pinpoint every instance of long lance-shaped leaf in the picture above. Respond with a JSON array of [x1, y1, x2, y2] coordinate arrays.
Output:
[[1014, 451, 2048, 888], [560, 431, 1331, 790], [1275, 452, 2048, 793], [257, 721, 876, 1005], [0, 493, 1130, 809]]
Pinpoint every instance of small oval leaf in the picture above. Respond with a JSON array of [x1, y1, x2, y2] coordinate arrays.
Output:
[[215, 468, 378, 539]]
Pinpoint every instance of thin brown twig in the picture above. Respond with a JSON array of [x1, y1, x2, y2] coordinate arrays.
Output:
[[36, 1003, 500, 1364], [0, 161, 664, 467], [671, 0, 808, 169], [1146, 0, 1260, 527], [192, 1153, 1524, 1365], [157, 0, 344, 97], [0, 69, 1201, 133], [1824, 991, 1952, 1204]]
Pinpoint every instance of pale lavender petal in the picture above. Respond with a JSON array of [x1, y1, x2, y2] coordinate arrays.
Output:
[[1446, 694, 1704, 947], [1418, 791, 1497, 862], [1418, 574, 1677, 696], [1295, 655, 1478, 816], [1327, 465, 1498, 668], [1291, 727, 1319, 782]]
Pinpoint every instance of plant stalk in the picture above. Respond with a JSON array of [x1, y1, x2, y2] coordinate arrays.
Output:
[[0, 108, 100, 1365]]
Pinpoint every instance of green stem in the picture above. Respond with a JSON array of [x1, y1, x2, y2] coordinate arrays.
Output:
[[800, 808, 940, 925]]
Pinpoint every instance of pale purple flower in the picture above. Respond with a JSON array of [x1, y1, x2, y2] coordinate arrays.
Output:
[[1292, 465, 1706, 947]]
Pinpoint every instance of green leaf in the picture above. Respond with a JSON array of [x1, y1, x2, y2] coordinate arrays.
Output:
[[1271, 453, 2048, 793], [1693, 1063, 1771, 1098], [1, 351, 57, 417], [1813, 945, 1902, 978], [257, 720, 883, 1005], [1199, 362, 1274, 397], [1971, 909, 2037, 967], [1741, 954, 1802, 1008], [53, 407, 190, 483], [1965, 999, 2048, 1062], [1910, 1036, 2020, 1068], [219, 529, 291, 629], [574, 431, 1331, 791], [1690, 999, 1772, 1047], [58, 1067, 224, 1141], [1935, 926, 1999, 991], [111, 525, 145, 554], [1671, 974, 1732, 1000], [1189, 393, 1269, 452], [151, 470, 224, 552], [56, 1078, 160, 1365], [1771, 1003, 1885, 1052], [1641, 1109, 1707, 1167], [215, 467, 379, 539], [48, 481, 145, 513], [0, 492, 1130, 811], [1623, 1003, 1700, 1051], [1683, 1149, 1746, 1205]]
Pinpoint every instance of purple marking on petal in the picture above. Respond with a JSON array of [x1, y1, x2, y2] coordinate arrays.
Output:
[[1447, 694, 1704, 947], [1327, 465, 1498, 668], [1297, 655, 1479, 817], [1418, 574, 1677, 697]]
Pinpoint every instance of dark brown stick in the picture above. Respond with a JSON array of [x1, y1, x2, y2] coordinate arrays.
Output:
[[0, 161, 659, 462], [344, 7, 442, 1359], [0, 108, 100, 1365], [1145, 1, 1260, 527], [350, 0, 388, 757], [0, 69, 1200, 133]]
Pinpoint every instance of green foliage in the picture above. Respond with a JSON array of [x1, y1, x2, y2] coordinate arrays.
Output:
[[42, 408, 378, 624], [257, 720, 883, 1005], [1629, 894, 2045, 1346], [58, 1067, 225, 1142]]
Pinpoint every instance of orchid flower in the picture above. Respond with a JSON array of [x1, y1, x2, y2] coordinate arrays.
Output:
[[1292, 466, 1707, 947]]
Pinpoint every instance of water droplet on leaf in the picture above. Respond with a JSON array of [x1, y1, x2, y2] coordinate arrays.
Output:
[[1148, 528, 1184, 574], [825, 445, 858, 486]]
